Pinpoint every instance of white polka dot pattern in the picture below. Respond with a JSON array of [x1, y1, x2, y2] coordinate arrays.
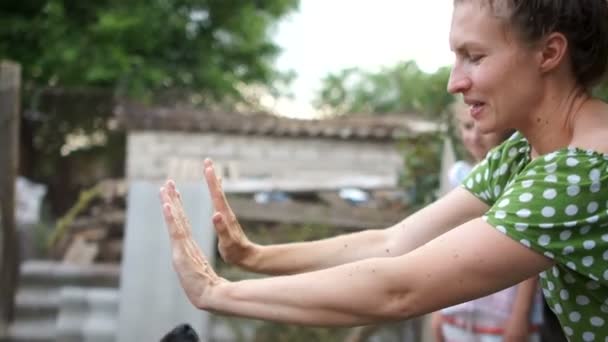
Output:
[[462, 132, 608, 338]]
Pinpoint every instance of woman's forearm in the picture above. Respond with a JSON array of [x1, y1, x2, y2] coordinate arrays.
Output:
[[205, 257, 414, 326], [245, 229, 393, 275], [244, 188, 489, 275]]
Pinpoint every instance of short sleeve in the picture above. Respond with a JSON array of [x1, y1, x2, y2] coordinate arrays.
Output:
[[461, 132, 530, 206], [464, 141, 608, 338], [483, 149, 608, 280]]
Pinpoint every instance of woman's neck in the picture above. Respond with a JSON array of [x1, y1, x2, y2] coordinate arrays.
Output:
[[518, 82, 590, 158]]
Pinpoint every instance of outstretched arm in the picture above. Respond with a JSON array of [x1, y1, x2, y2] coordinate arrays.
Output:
[[204, 159, 489, 275], [160, 180, 553, 326]]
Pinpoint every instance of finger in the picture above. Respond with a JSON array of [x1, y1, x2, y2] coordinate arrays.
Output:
[[161, 202, 176, 235], [162, 202, 173, 222], [166, 179, 183, 202], [203, 159, 218, 190], [167, 179, 179, 203], [164, 181, 182, 222], [161, 202, 187, 239], [167, 180, 185, 209], [202, 161, 232, 214], [204, 165, 230, 213], [166, 180, 192, 234], [162, 181, 189, 238], [212, 212, 228, 236], [160, 186, 173, 208], [159, 188, 182, 238]]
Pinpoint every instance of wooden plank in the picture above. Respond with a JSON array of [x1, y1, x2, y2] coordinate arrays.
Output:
[[228, 196, 407, 230], [62, 236, 99, 266], [0, 60, 21, 328], [220, 175, 398, 193], [166, 159, 398, 192], [69, 210, 126, 231]]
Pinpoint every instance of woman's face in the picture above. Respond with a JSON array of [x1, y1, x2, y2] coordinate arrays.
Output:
[[447, 1, 543, 134], [455, 107, 506, 161]]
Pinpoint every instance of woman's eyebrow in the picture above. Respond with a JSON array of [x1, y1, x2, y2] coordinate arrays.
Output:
[[451, 40, 486, 54]]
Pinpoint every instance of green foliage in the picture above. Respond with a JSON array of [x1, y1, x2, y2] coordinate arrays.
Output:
[[1, 0, 298, 214], [314, 61, 454, 117], [253, 322, 350, 342], [398, 134, 443, 208], [0, 0, 299, 102], [47, 184, 101, 248], [592, 80, 608, 102]]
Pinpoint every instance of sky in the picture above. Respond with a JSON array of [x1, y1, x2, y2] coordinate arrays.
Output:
[[268, 1, 455, 118]]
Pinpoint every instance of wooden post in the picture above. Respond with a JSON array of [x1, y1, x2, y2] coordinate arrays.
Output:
[[0, 60, 21, 330]]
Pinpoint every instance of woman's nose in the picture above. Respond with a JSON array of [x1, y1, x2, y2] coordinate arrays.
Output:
[[447, 64, 471, 94]]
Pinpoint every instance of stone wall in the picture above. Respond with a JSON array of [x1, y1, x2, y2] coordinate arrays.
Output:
[[126, 132, 404, 189]]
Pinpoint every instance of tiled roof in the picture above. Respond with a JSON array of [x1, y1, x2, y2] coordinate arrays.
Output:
[[115, 102, 441, 141]]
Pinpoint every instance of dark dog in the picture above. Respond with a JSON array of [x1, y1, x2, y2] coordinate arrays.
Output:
[[160, 323, 200, 342]]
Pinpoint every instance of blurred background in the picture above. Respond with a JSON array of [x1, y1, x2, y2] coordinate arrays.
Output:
[[1, 1, 608, 341]]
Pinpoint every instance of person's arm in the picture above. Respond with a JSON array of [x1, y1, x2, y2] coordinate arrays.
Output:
[[431, 312, 445, 342], [203, 159, 489, 275], [503, 276, 539, 341], [160, 181, 553, 326]]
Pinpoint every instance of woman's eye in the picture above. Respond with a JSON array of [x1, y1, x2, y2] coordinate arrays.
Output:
[[469, 55, 484, 63]]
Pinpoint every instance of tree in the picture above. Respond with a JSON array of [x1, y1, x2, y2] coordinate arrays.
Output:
[[593, 79, 608, 102], [314, 61, 454, 118], [0, 0, 299, 214], [314, 61, 458, 208], [0, 0, 298, 102]]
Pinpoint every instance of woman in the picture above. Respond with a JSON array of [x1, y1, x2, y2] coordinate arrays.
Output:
[[159, 1, 608, 340], [431, 103, 543, 342]]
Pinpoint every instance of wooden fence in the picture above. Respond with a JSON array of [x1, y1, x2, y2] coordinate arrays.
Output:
[[0, 60, 21, 332]]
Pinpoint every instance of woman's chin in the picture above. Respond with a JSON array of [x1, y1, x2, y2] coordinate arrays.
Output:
[[476, 122, 497, 135]]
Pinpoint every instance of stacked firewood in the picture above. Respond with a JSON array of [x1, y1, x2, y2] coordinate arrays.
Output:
[[51, 179, 410, 265], [51, 180, 127, 265]]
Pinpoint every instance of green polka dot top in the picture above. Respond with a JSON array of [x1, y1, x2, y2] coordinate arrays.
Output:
[[462, 131, 608, 341]]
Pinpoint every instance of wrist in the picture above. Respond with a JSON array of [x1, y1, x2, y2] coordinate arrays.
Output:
[[240, 242, 264, 271], [199, 277, 230, 311]]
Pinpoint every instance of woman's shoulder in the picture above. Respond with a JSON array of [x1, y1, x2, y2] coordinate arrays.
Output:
[[570, 130, 608, 157], [479, 131, 530, 168], [570, 100, 608, 155]]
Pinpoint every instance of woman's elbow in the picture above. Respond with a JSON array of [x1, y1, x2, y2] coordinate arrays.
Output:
[[372, 288, 419, 321]]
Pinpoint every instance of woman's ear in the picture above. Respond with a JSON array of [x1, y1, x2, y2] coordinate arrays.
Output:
[[538, 32, 569, 74]]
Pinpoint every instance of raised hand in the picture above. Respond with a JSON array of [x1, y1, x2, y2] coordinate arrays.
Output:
[[203, 159, 258, 268], [160, 180, 224, 308]]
